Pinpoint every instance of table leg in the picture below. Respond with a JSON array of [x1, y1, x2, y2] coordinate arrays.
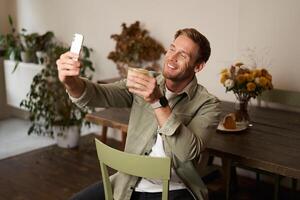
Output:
[[207, 155, 214, 166], [292, 178, 297, 189], [101, 126, 108, 144], [274, 175, 281, 200], [121, 131, 127, 150], [256, 173, 261, 187], [221, 157, 233, 200], [292, 178, 297, 199]]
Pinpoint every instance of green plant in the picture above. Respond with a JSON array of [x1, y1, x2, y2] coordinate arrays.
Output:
[[0, 15, 22, 61], [35, 31, 55, 51], [107, 21, 165, 77], [20, 41, 95, 137], [0, 15, 55, 71], [20, 30, 55, 62]]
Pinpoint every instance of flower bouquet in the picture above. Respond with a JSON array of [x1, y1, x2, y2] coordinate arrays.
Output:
[[220, 62, 273, 122]]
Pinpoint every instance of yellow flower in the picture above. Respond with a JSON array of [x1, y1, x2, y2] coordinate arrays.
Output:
[[236, 74, 246, 84], [252, 69, 262, 77], [261, 69, 268, 76], [266, 79, 273, 89], [265, 73, 272, 81], [244, 73, 254, 82], [259, 77, 268, 88], [220, 73, 229, 84], [220, 68, 228, 74], [246, 82, 256, 92]]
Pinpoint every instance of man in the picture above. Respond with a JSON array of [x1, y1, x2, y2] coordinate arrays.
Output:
[[57, 28, 220, 200]]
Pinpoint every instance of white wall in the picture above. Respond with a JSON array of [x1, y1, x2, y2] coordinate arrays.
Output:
[[237, 0, 300, 92], [8, 0, 239, 99], [3, 0, 300, 103]]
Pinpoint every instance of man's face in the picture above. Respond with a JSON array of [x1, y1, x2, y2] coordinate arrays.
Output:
[[163, 35, 200, 82]]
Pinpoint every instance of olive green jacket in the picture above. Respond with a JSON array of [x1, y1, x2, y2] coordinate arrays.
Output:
[[71, 74, 221, 200]]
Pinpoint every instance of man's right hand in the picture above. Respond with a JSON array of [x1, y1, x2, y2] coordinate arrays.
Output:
[[56, 51, 85, 98]]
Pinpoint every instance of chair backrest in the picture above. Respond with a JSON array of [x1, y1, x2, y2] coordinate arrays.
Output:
[[257, 89, 300, 108], [95, 139, 171, 200]]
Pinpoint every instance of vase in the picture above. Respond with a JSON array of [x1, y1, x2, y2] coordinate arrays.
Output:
[[53, 125, 81, 148], [235, 100, 250, 124], [20, 51, 32, 63]]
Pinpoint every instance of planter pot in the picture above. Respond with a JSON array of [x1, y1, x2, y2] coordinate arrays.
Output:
[[4, 60, 44, 108], [53, 125, 81, 148], [20, 51, 32, 63]]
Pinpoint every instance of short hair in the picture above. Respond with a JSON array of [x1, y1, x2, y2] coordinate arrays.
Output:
[[174, 28, 211, 64]]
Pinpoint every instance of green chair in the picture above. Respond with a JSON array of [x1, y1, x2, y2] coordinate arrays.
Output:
[[95, 138, 171, 200]]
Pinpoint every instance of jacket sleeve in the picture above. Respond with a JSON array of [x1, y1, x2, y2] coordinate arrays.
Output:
[[69, 78, 133, 108], [159, 96, 221, 162]]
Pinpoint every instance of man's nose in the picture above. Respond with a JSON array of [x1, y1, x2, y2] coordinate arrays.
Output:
[[169, 51, 178, 62]]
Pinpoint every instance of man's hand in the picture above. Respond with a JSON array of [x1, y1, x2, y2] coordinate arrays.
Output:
[[127, 70, 162, 103], [56, 51, 80, 84], [56, 51, 85, 98], [127, 70, 172, 127]]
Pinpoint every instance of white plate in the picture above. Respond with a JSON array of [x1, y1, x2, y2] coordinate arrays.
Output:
[[217, 121, 248, 132]]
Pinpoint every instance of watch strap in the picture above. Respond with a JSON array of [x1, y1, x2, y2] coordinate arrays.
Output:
[[151, 96, 168, 109]]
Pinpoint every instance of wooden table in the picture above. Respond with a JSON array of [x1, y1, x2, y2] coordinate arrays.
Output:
[[212, 102, 300, 180], [85, 101, 300, 198], [210, 102, 300, 200], [85, 108, 130, 149]]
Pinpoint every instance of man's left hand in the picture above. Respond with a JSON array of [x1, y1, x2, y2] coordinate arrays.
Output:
[[127, 71, 162, 103]]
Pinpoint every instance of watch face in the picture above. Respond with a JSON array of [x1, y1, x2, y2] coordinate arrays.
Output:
[[159, 96, 168, 107]]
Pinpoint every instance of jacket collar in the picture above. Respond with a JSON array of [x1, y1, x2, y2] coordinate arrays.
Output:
[[157, 74, 198, 100]]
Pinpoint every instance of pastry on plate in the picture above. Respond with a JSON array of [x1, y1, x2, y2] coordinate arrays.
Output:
[[222, 113, 236, 129]]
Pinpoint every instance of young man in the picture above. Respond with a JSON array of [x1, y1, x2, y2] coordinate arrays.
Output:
[[57, 28, 220, 200]]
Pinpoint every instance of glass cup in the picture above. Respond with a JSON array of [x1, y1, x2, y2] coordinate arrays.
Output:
[[127, 67, 149, 76], [126, 67, 150, 88]]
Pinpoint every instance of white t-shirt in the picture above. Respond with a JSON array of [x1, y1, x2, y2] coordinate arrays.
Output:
[[135, 87, 187, 192]]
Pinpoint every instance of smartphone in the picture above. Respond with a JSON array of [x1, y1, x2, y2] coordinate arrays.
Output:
[[70, 33, 84, 56]]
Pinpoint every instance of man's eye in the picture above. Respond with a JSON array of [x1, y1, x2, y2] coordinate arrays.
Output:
[[180, 53, 186, 58]]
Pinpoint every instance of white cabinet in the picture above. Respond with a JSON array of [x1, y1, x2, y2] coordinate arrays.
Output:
[[4, 60, 44, 108]]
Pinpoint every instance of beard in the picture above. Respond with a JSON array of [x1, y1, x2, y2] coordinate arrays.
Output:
[[162, 62, 195, 82]]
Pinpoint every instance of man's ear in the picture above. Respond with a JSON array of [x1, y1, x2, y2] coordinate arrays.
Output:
[[194, 62, 205, 73]]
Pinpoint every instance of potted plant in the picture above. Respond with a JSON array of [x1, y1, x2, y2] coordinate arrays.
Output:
[[0, 15, 55, 70], [20, 31, 38, 63], [220, 62, 273, 123], [107, 21, 165, 77], [0, 15, 22, 65], [2, 16, 61, 109], [34, 31, 54, 64], [20, 40, 95, 148], [20, 29, 55, 64]]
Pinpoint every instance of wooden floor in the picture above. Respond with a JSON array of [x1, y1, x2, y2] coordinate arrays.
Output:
[[0, 134, 298, 200]]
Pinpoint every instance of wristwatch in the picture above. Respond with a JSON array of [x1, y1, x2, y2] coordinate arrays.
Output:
[[151, 96, 169, 109]]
